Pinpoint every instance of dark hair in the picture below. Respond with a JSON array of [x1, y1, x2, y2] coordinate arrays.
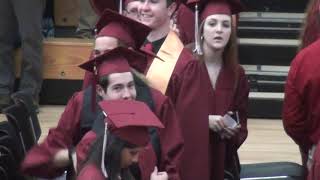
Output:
[[298, 0, 320, 50], [98, 70, 136, 92], [82, 133, 137, 180], [98, 75, 110, 90]]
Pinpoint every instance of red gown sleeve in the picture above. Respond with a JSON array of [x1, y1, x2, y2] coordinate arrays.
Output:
[[76, 131, 98, 172], [231, 67, 249, 148], [308, 143, 320, 180], [77, 164, 105, 180], [282, 53, 311, 151], [155, 95, 184, 180], [21, 92, 83, 178]]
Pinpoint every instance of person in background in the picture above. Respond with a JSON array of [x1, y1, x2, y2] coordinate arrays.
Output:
[[81, 8, 151, 89], [282, 2, 320, 177], [174, 0, 249, 179], [77, 100, 167, 180], [77, 46, 183, 180], [76, 0, 98, 38], [138, 0, 197, 104], [20, 47, 148, 178], [298, 0, 320, 50], [0, 0, 44, 111], [90, 0, 141, 21]]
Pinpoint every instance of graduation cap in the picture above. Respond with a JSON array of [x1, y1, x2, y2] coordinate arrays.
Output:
[[199, 0, 244, 21], [90, 0, 136, 16], [176, 3, 195, 44], [79, 47, 148, 110], [95, 9, 151, 49], [98, 100, 164, 177], [185, 0, 244, 54], [79, 46, 148, 77]]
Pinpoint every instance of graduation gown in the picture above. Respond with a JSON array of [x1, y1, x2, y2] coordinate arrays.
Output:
[[308, 143, 320, 180], [205, 64, 249, 180], [175, 61, 249, 180], [77, 164, 105, 180], [76, 88, 184, 180], [21, 90, 87, 178], [142, 31, 196, 104], [283, 39, 320, 153]]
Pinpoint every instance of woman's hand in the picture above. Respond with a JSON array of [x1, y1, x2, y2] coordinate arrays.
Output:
[[220, 124, 241, 140], [150, 167, 168, 180], [209, 115, 226, 133], [209, 115, 241, 139]]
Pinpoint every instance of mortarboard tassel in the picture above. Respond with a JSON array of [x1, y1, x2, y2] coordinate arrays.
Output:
[[194, 3, 203, 55], [101, 114, 109, 178], [91, 59, 98, 112], [119, 0, 123, 14]]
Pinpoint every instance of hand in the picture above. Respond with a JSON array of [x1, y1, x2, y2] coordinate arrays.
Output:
[[208, 115, 226, 133], [150, 167, 168, 180], [52, 149, 70, 168], [220, 124, 241, 140]]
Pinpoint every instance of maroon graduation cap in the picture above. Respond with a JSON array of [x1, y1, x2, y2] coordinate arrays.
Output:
[[79, 47, 148, 110], [79, 46, 147, 77], [185, 0, 244, 54], [98, 99, 164, 178], [95, 9, 151, 49], [99, 99, 164, 146]]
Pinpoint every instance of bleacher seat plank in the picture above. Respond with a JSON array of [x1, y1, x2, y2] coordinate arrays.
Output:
[[15, 38, 94, 80]]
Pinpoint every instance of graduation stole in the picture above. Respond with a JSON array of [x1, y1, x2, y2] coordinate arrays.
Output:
[[146, 31, 184, 94]]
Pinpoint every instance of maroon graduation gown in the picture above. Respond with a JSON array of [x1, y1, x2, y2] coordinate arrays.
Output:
[[77, 164, 105, 180], [21, 91, 86, 178], [175, 61, 249, 180], [204, 64, 249, 180], [76, 88, 184, 180], [283, 39, 320, 153], [308, 142, 320, 180]]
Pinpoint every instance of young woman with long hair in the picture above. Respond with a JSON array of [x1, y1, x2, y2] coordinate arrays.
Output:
[[77, 100, 168, 180], [176, 1, 249, 180]]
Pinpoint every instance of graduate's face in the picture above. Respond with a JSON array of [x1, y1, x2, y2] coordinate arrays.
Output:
[[120, 147, 143, 168], [98, 72, 137, 100], [124, 1, 141, 21], [202, 14, 232, 51], [94, 37, 119, 56], [138, 0, 175, 29]]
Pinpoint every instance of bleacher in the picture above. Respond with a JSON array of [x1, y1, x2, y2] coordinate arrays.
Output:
[[238, 0, 307, 118]]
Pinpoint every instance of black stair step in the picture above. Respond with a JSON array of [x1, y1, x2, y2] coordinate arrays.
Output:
[[239, 38, 298, 66], [248, 92, 284, 119], [241, 0, 307, 13]]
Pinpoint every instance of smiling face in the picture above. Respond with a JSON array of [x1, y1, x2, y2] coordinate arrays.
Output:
[[202, 14, 232, 51], [97, 72, 137, 101], [138, 0, 175, 30]]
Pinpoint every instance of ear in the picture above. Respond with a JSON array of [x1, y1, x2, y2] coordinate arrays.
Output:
[[167, 2, 177, 17], [96, 84, 106, 97]]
